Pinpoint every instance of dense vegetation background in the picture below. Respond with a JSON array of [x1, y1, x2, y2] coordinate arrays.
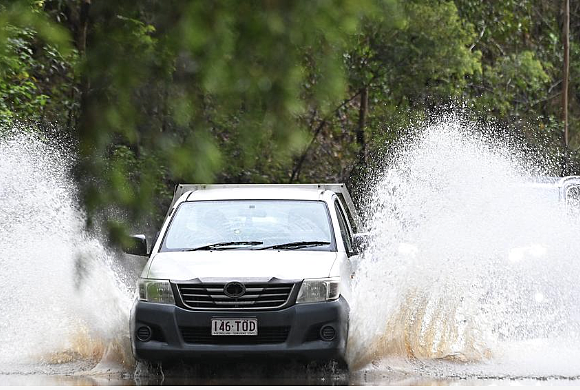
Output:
[[0, 0, 578, 242]]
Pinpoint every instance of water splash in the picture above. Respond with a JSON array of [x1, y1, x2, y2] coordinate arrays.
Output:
[[4, 118, 580, 382], [347, 117, 580, 377], [0, 129, 134, 373]]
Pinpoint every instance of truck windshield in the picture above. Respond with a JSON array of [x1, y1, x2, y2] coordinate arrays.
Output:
[[162, 200, 334, 251]]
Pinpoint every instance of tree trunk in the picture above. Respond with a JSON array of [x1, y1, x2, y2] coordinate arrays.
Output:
[[79, 0, 91, 53], [562, 0, 570, 148], [356, 86, 368, 165], [78, 0, 92, 154]]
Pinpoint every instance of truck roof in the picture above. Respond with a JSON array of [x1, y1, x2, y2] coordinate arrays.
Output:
[[186, 187, 324, 201]]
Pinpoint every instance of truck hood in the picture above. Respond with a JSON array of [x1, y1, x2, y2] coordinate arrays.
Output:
[[145, 250, 338, 280]]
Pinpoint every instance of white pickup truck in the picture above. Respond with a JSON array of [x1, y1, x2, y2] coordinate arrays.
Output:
[[124, 184, 365, 366]]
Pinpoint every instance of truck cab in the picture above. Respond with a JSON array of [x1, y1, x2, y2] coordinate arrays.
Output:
[[125, 184, 362, 366]]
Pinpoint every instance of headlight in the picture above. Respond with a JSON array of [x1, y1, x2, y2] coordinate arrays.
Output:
[[138, 278, 175, 304], [296, 277, 340, 303]]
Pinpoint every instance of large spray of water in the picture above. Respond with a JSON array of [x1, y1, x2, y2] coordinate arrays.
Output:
[[347, 118, 580, 377], [0, 130, 134, 374], [2, 118, 580, 381]]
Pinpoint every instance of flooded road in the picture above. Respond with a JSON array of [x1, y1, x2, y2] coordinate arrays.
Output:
[[2, 361, 580, 385], [2, 119, 580, 385]]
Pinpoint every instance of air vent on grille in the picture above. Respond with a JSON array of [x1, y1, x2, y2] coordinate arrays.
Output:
[[320, 325, 336, 341], [180, 326, 290, 344], [177, 282, 294, 309], [136, 326, 152, 342]]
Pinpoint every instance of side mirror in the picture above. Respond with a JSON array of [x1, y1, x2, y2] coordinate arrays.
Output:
[[122, 234, 149, 256], [352, 232, 371, 254]]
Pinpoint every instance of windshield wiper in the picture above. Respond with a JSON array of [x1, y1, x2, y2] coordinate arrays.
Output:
[[184, 241, 263, 251], [256, 241, 331, 250]]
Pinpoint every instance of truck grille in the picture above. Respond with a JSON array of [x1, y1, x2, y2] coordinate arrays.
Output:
[[180, 326, 290, 344], [176, 282, 295, 310]]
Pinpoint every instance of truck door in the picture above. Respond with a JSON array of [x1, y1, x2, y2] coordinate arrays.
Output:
[[333, 198, 358, 301]]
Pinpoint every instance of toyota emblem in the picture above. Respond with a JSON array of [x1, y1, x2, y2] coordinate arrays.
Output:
[[224, 281, 246, 298]]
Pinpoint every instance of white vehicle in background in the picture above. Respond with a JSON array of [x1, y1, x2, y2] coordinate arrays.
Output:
[[558, 176, 580, 211], [526, 176, 580, 209], [123, 184, 366, 367]]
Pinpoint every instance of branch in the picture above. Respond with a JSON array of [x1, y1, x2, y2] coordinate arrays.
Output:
[[548, 80, 562, 94], [469, 25, 486, 52], [289, 118, 327, 183], [527, 92, 562, 107], [288, 71, 384, 183]]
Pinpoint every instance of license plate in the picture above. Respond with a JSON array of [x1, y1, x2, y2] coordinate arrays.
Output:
[[211, 318, 258, 336]]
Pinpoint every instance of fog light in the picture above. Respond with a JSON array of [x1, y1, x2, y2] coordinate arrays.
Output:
[[320, 325, 336, 341], [137, 326, 152, 342]]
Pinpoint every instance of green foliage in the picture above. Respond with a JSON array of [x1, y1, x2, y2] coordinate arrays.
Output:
[[455, 0, 565, 143], [0, 0, 578, 243], [466, 50, 551, 122], [340, 0, 482, 150], [68, 0, 396, 241], [0, 1, 76, 128]]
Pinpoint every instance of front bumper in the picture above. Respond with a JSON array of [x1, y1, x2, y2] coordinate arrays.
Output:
[[130, 297, 349, 363]]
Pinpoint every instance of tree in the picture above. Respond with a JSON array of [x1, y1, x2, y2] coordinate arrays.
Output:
[[1, 0, 401, 244], [0, 0, 76, 128]]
